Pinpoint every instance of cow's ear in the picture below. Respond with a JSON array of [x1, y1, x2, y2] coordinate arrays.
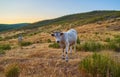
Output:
[[60, 33, 64, 36], [51, 33, 54, 36]]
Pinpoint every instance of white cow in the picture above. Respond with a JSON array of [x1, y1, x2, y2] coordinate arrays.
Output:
[[51, 29, 77, 62], [18, 34, 23, 43]]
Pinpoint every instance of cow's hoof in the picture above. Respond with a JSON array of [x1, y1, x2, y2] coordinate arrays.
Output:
[[65, 57, 69, 62], [66, 59, 68, 62]]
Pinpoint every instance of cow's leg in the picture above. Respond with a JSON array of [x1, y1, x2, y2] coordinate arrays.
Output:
[[62, 48, 65, 60], [65, 42, 69, 62], [70, 46, 72, 54], [74, 41, 77, 52]]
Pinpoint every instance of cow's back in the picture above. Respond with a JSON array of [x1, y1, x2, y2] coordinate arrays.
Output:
[[68, 29, 77, 34], [67, 29, 77, 45]]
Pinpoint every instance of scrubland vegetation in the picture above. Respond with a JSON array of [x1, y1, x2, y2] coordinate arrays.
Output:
[[79, 53, 120, 77], [0, 11, 120, 77], [20, 41, 32, 46], [0, 44, 11, 55], [5, 64, 20, 77], [49, 42, 60, 48]]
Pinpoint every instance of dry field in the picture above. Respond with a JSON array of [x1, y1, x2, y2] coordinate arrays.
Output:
[[0, 43, 119, 77], [0, 43, 93, 77], [0, 18, 120, 77]]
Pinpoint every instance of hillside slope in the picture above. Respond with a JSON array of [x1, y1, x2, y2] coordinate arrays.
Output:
[[0, 11, 120, 77], [21, 10, 120, 29], [1, 10, 120, 33], [1, 10, 120, 41]]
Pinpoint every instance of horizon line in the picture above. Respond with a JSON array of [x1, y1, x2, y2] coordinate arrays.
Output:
[[0, 10, 119, 24]]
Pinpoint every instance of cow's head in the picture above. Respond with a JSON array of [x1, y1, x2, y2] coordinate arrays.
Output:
[[51, 32, 64, 43]]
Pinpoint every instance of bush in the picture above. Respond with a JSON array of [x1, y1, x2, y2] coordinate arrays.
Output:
[[49, 42, 60, 48], [107, 41, 120, 52], [94, 32, 99, 35], [20, 41, 32, 46], [4, 36, 12, 40], [0, 37, 3, 41], [5, 64, 20, 77], [77, 37, 80, 44], [78, 41, 104, 52], [0, 44, 11, 50], [114, 35, 120, 39], [79, 53, 120, 77], [76, 44, 81, 51], [0, 49, 5, 55], [105, 37, 111, 42], [47, 39, 52, 43], [115, 37, 120, 44], [106, 37, 120, 52]]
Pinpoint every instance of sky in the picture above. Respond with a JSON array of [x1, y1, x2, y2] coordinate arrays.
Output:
[[0, 0, 120, 24]]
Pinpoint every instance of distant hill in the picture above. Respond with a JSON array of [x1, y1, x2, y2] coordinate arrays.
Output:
[[0, 23, 29, 32], [21, 10, 120, 29], [1, 10, 120, 32]]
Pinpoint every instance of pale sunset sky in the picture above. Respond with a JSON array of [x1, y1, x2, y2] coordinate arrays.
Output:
[[0, 0, 120, 24]]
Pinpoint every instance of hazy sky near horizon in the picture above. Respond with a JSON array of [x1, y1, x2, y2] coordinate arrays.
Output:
[[0, 0, 120, 24]]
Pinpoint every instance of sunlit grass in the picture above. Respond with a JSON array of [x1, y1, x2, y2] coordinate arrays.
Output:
[[79, 53, 120, 77]]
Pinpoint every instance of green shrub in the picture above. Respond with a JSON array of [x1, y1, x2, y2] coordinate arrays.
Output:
[[79, 53, 120, 77], [114, 35, 120, 39], [76, 44, 81, 51], [47, 39, 52, 43], [49, 42, 60, 48], [0, 49, 5, 55], [94, 32, 99, 35], [0, 44, 11, 50], [34, 32, 37, 35], [107, 41, 120, 52], [77, 37, 81, 44], [115, 37, 120, 44], [0, 37, 3, 41], [106, 37, 120, 52], [20, 41, 32, 46], [4, 36, 12, 40], [78, 41, 104, 52], [5, 64, 20, 77], [105, 37, 111, 42]]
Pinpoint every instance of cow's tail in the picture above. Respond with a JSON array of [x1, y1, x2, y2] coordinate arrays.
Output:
[[74, 39, 77, 52]]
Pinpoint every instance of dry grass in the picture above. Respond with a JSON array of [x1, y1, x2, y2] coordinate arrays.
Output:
[[0, 42, 92, 77], [0, 44, 119, 77], [0, 19, 120, 77]]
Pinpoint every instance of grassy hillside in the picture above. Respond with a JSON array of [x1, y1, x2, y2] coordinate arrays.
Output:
[[1, 10, 120, 42], [1, 10, 120, 33], [22, 10, 120, 29], [0, 10, 120, 77]]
